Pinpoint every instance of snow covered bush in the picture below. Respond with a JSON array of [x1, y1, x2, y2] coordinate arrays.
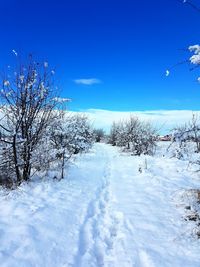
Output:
[[168, 115, 200, 160], [50, 113, 94, 179], [63, 114, 94, 155], [109, 121, 126, 147], [0, 56, 60, 185], [109, 116, 157, 155]]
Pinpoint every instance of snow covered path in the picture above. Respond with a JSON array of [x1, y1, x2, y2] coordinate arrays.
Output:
[[0, 143, 200, 267]]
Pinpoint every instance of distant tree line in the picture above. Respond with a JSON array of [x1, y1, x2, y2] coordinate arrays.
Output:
[[108, 116, 157, 156]]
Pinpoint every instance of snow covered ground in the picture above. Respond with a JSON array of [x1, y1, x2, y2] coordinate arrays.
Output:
[[0, 143, 200, 267]]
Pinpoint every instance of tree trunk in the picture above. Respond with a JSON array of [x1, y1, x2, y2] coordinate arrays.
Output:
[[61, 151, 65, 179], [13, 135, 21, 184]]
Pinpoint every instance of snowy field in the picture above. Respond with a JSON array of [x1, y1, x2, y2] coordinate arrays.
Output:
[[0, 143, 200, 267]]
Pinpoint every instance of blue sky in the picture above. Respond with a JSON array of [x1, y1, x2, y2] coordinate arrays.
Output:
[[0, 0, 200, 111]]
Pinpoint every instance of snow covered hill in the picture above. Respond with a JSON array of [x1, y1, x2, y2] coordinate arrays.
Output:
[[0, 143, 200, 267]]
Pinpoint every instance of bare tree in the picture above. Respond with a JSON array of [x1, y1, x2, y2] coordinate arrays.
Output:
[[0, 56, 58, 185]]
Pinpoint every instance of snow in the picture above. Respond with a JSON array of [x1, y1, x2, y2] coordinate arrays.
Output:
[[189, 45, 200, 55], [53, 97, 71, 103], [44, 62, 48, 68], [188, 44, 200, 81], [165, 69, 170, 77], [12, 50, 18, 56], [3, 80, 10, 86], [189, 54, 200, 65], [19, 75, 24, 82], [0, 143, 200, 266]]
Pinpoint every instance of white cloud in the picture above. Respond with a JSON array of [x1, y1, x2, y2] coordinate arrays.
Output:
[[70, 109, 200, 134], [74, 78, 101, 85]]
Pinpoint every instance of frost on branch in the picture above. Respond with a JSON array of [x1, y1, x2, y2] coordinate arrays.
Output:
[[3, 80, 10, 86], [44, 61, 48, 68], [189, 45, 200, 65], [0, 56, 60, 185], [53, 97, 71, 103], [165, 70, 170, 77], [188, 44, 200, 81], [12, 49, 18, 56]]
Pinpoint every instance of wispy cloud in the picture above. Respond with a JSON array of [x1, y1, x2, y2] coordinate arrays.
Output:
[[74, 78, 101, 85]]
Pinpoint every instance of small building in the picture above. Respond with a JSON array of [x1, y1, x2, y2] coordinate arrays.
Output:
[[158, 134, 172, 141]]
